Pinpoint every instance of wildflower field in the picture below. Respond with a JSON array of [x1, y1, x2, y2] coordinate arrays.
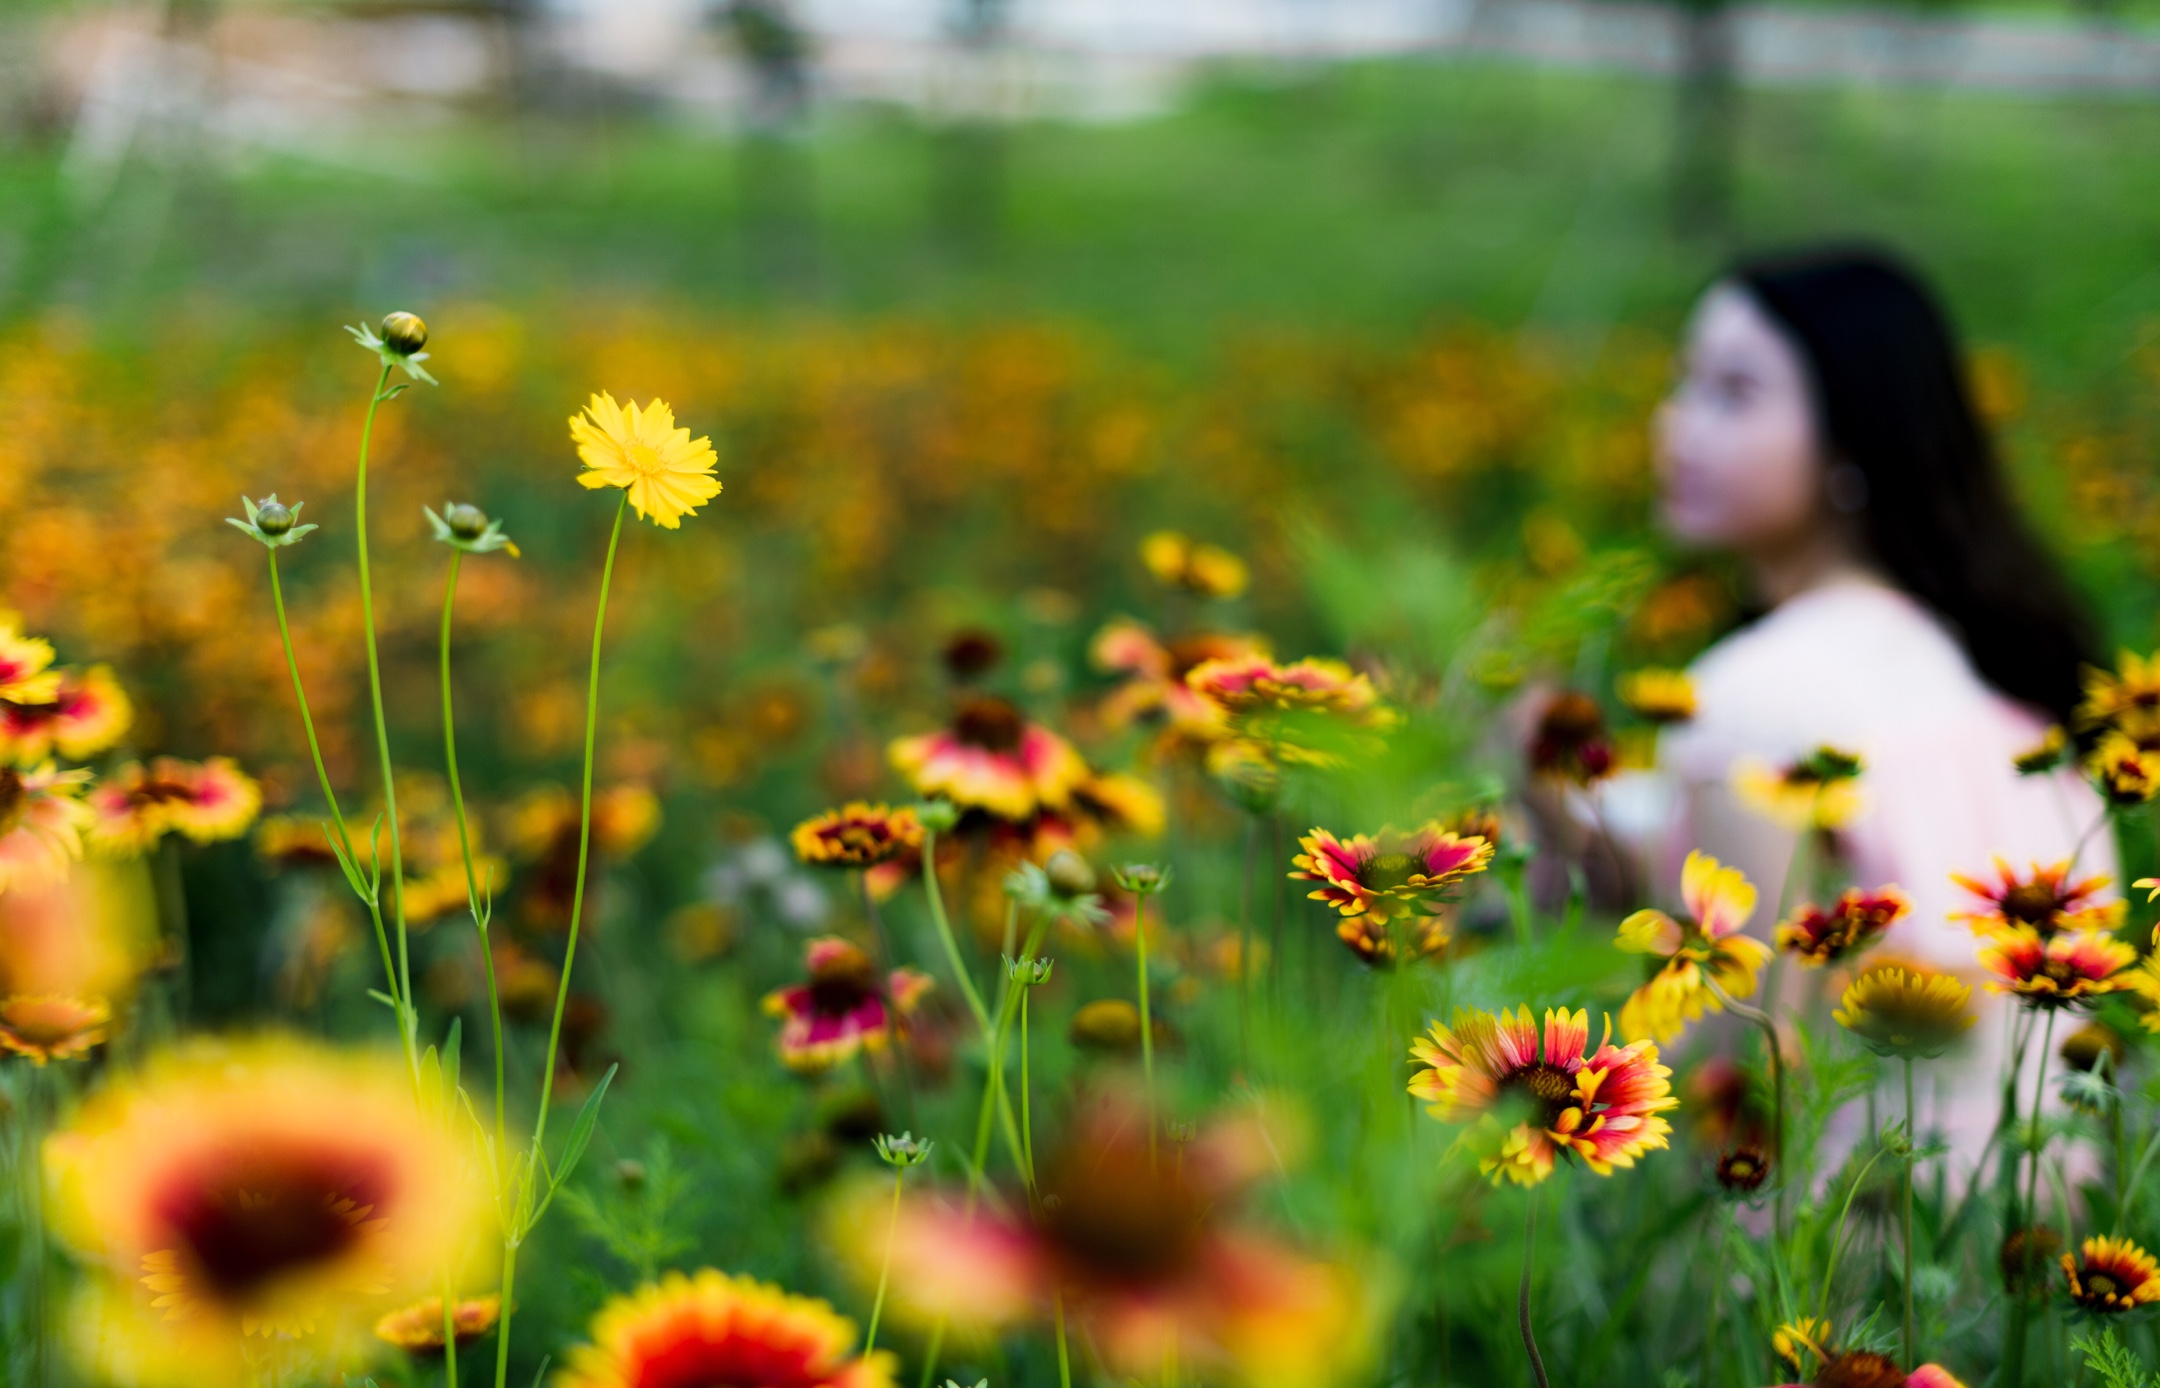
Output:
[[10, 51, 2160, 1388]]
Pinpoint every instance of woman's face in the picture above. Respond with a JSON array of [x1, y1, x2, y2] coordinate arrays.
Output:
[[1655, 285, 1827, 550]]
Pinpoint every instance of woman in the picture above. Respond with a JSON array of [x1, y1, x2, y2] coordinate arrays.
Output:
[[1641, 245, 2114, 1168]]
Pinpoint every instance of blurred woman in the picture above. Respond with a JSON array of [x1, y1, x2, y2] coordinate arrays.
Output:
[[1639, 245, 2114, 1169]]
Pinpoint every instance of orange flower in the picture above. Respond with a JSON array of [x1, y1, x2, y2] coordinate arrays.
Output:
[[1409, 1005, 1677, 1185], [0, 762, 92, 892], [556, 1269, 894, 1388], [1776, 886, 1910, 967], [791, 804, 923, 869], [375, 1294, 502, 1354], [1952, 859, 2123, 938], [87, 757, 261, 856], [888, 696, 1089, 822], [0, 993, 109, 1064], [2061, 1235, 2160, 1313], [1978, 927, 2134, 1009]]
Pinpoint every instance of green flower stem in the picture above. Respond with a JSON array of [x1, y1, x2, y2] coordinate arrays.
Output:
[[1021, 982, 1036, 1188], [920, 828, 992, 1036], [1818, 1145, 1892, 1321], [441, 1266, 462, 1388], [21, 1065, 46, 1388], [1135, 889, 1157, 1170], [1054, 1288, 1074, 1388], [1519, 1186, 1550, 1388], [1903, 1055, 1917, 1371], [864, 1165, 904, 1356], [440, 550, 508, 1160], [266, 547, 399, 1030], [353, 358, 418, 1071], [496, 489, 630, 1388], [2006, 1007, 2061, 1387], [1703, 977, 1785, 1222]]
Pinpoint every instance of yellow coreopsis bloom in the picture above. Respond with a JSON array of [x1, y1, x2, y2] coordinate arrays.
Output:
[[569, 392, 722, 529]]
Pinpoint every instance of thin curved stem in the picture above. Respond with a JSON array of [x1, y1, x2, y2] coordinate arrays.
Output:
[[353, 358, 417, 1074], [1136, 890, 1157, 1169], [268, 549, 397, 1005], [1819, 1146, 1893, 1321], [921, 827, 992, 1036], [863, 1167, 903, 1356], [1519, 1187, 1550, 1388], [1903, 1055, 1917, 1371], [1704, 976, 1785, 1223], [441, 550, 508, 1162]]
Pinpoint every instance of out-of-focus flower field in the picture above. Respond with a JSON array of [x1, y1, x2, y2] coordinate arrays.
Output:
[[11, 31, 2160, 1388]]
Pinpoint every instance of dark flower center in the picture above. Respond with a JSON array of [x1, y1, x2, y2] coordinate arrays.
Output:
[[155, 1151, 390, 1303], [806, 951, 879, 1015], [953, 697, 1025, 753], [0, 768, 22, 825], [1039, 1146, 1207, 1286], [2040, 959, 2082, 988], [2088, 1272, 2121, 1299], [1537, 693, 1604, 745], [1817, 1351, 1906, 1388], [2001, 883, 2065, 926], [1505, 1061, 1577, 1111], [132, 776, 196, 807]]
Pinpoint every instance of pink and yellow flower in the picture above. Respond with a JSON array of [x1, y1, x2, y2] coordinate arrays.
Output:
[[1408, 1005, 1678, 1186], [1185, 656, 1380, 718], [2060, 1234, 2160, 1313], [0, 761, 93, 892], [1090, 620, 1269, 744], [842, 1092, 1368, 1387], [1951, 858, 2123, 938], [0, 622, 61, 705], [87, 757, 261, 856], [761, 937, 933, 1072], [1616, 851, 1771, 1043], [0, 665, 133, 766], [0, 993, 110, 1064], [45, 1037, 491, 1386], [889, 696, 1090, 823], [1289, 823, 1493, 940], [1978, 927, 2135, 1009], [1776, 886, 1911, 967], [556, 1269, 894, 1388]]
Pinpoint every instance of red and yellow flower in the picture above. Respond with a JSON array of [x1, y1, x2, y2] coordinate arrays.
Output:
[[888, 696, 1089, 822], [1289, 824, 1494, 933], [1091, 619, 1269, 745], [2087, 731, 2160, 805], [0, 993, 109, 1064], [841, 1092, 1368, 1387], [1528, 690, 1615, 785], [375, 1294, 502, 1354], [761, 937, 933, 1072], [0, 622, 61, 705], [1952, 858, 2123, 939], [2078, 651, 2160, 732], [45, 1037, 491, 1385], [0, 665, 133, 766], [2060, 1235, 2160, 1313], [87, 757, 261, 856], [1979, 927, 2135, 1009], [1184, 657, 1389, 765], [1615, 851, 1771, 1043], [1408, 1005, 1677, 1185], [791, 804, 924, 869], [0, 762, 92, 892], [1776, 886, 1910, 967], [556, 1269, 894, 1388]]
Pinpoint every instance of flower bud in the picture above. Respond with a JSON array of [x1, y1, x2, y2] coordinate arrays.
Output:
[[1112, 862, 1171, 895], [914, 799, 960, 834], [443, 502, 489, 540], [254, 500, 295, 537], [873, 1131, 934, 1168], [1043, 848, 1096, 898], [380, 311, 429, 356]]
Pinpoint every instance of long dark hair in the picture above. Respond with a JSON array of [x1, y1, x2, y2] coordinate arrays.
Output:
[[1731, 245, 2097, 728]]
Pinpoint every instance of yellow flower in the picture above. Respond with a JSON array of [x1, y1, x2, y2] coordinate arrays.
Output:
[[0, 621, 62, 705], [1834, 961, 1976, 1057], [2078, 651, 2160, 731], [1615, 851, 1769, 1044], [0, 993, 110, 1064], [1140, 530, 1249, 599], [1616, 668, 1697, 725], [1733, 747, 1865, 830], [1772, 1316, 1830, 1375], [569, 392, 722, 529]]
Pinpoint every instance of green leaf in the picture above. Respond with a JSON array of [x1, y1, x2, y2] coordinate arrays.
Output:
[[552, 1063, 619, 1197]]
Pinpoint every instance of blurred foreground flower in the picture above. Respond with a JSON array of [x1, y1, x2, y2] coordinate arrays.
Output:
[[0, 762, 92, 891], [1616, 668, 1696, 725], [1952, 859, 2123, 938], [376, 1294, 501, 1355], [1835, 963, 1975, 1057], [0, 993, 109, 1064], [1527, 690, 1614, 785], [1616, 851, 1769, 1043], [839, 1092, 1367, 1387], [556, 1268, 895, 1388], [888, 696, 1088, 822], [762, 937, 933, 1072], [0, 620, 62, 704], [86, 757, 261, 856], [2078, 651, 2160, 732], [1776, 886, 1910, 967], [1979, 928, 2134, 1009], [0, 665, 132, 766], [1090, 619, 1268, 747], [2060, 1235, 2160, 1313], [46, 1037, 492, 1386], [1734, 747, 1865, 830], [1140, 530, 1249, 599], [2086, 732, 2160, 806], [1409, 1006, 1676, 1185], [569, 392, 722, 529]]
